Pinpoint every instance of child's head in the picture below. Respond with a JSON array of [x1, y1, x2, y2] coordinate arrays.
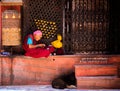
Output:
[[33, 30, 42, 41]]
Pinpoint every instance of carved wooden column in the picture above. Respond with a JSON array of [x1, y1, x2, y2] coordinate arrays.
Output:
[[0, 2, 2, 50]]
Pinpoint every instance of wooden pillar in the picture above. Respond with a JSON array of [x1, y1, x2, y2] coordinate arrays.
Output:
[[0, 2, 2, 50]]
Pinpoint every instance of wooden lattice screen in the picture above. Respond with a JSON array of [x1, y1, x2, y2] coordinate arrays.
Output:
[[22, 0, 110, 54], [64, 0, 109, 54], [22, 0, 64, 45]]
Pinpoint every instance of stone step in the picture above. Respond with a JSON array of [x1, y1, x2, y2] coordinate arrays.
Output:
[[75, 64, 118, 76], [76, 76, 120, 89]]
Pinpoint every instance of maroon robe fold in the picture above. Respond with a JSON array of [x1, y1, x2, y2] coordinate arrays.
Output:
[[22, 34, 54, 58]]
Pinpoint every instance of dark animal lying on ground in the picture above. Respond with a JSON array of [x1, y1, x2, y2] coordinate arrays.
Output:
[[51, 72, 77, 89]]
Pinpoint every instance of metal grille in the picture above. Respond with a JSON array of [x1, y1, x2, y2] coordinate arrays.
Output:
[[22, 0, 63, 45], [64, 0, 109, 54], [22, 0, 110, 54]]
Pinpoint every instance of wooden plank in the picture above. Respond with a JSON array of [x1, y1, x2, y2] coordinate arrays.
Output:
[[0, 2, 23, 6], [75, 64, 118, 76], [77, 76, 120, 89]]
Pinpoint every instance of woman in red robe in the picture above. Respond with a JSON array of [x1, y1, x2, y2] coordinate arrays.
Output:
[[22, 30, 54, 58]]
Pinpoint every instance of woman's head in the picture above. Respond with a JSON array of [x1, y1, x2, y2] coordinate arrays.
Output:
[[33, 30, 42, 41]]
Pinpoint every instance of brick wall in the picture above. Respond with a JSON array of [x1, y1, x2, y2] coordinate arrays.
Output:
[[0, 55, 80, 85], [0, 58, 1, 85], [0, 55, 120, 86], [1, 57, 12, 85]]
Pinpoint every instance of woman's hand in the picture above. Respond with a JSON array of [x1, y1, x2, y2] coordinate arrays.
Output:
[[29, 44, 46, 48], [37, 44, 46, 47]]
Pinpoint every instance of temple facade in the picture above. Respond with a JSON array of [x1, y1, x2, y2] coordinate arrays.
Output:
[[0, 0, 120, 89]]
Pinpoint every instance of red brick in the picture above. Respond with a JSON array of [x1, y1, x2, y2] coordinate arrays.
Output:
[[75, 64, 118, 76], [2, 77, 11, 85], [0, 60, 1, 85], [26, 80, 50, 85], [109, 57, 120, 64], [1, 57, 11, 62], [77, 76, 120, 89], [13, 71, 27, 79], [0, 57, 12, 85], [76, 64, 117, 77], [36, 72, 58, 81], [13, 78, 27, 85], [13, 57, 59, 69]]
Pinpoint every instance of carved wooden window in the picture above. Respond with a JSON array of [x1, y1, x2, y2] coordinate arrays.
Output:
[[64, 0, 109, 54]]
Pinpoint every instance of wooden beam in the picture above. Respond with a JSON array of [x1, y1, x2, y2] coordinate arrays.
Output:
[[0, 2, 23, 6]]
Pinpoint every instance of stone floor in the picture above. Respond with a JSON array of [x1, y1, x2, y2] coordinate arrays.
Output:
[[0, 85, 120, 91]]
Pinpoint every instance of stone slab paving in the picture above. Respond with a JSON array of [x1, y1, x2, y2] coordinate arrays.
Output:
[[0, 85, 120, 91]]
